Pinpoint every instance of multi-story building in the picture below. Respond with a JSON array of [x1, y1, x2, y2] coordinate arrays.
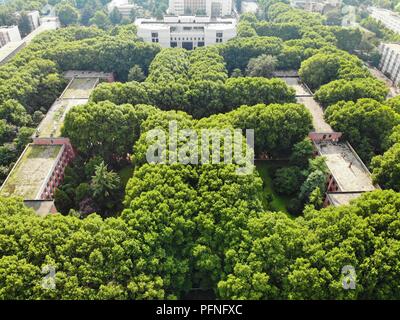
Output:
[[107, 0, 137, 19], [27, 10, 41, 31], [135, 15, 236, 49], [0, 25, 21, 48], [379, 43, 400, 85], [168, 0, 233, 17], [290, 0, 341, 13], [369, 7, 400, 34]]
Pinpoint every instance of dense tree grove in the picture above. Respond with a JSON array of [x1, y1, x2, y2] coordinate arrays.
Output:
[[1, 0, 400, 301], [1, 187, 400, 299], [315, 78, 388, 108], [90, 48, 296, 118], [0, 25, 159, 184]]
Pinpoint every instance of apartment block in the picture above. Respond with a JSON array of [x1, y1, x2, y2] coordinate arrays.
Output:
[[379, 43, 400, 85], [369, 6, 400, 34], [0, 25, 21, 48]]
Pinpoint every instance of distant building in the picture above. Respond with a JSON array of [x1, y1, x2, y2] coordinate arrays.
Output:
[[290, 0, 341, 13], [0, 25, 21, 48], [168, 0, 233, 17], [369, 7, 400, 34], [135, 15, 236, 49], [27, 10, 41, 31], [379, 43, 400, 85], [107, 0, 137, 19]]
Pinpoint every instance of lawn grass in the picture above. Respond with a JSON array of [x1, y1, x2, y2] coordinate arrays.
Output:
[[255, 160, 290, 214]]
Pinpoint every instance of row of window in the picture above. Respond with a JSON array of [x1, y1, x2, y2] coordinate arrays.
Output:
[[170, 36, 205, 41], [170, 41, 205, 48]]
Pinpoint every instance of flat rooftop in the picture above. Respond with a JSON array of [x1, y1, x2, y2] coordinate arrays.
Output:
[[36, 77, 98, 138], [62, 77, 98, 99], [382, 43, 400, 52], [0, 144, 63, 200], [315, 140, 376, 192], [279, 76, 334, 133], [64, 70, 114, 80], [326, 192, 365, 206]]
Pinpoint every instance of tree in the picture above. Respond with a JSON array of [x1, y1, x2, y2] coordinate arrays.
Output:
[[315, 78, 389, 108], [371, 143, 400, 191], [237, 21, 257, 38], [220, 36, 283, 72], [56, 3, 80, 26], [0, 100, 31, 127], [290, 138, 314, 167], [109, 7, 122, 25], [299, 53, 341, 90], [325, 98, 400, 162], [246, 54, 278, 78], [17, 12, 32, 37], [91, 161, 121, 199], [299, 170, 326, 201], [230, 68, 243, 78], [89, 11, 111, 30], [128, 65, 146, 82], [273, 166, 304, 195]]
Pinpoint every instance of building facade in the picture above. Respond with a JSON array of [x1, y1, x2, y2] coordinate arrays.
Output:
[[135, 16, 236, 49], [168, 0, 233, 16], [27, 10, 41, 31], [107, 0, 136, 19], [379, 43, 400, 85], [369, 7, 400, 34], [0, 25, 21, 48], [290, 0, 341, 13]]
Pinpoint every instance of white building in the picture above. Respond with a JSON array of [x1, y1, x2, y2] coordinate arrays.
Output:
[[27, 11, 41, 31], [379, 43, 400, 85], [107, 0, 136, 19], [135, 15, 236, 49], [290, 0, 341, 13], [0, 26, 22, 48], [168, 0, 233, 17], [369, 7, 400, 34]]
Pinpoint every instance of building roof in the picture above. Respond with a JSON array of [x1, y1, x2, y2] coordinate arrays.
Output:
[[326, 192, 365, 206], [35, 77, 99, 139], [0, 144, 63, 200], [382, 42, 400, 53], [314, 140, 376, 192], [136, 16, 236, 25]]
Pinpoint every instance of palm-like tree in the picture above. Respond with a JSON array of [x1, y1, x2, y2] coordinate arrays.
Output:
[[91, 161, 120, 199]]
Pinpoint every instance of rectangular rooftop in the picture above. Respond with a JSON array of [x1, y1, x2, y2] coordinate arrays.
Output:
[[35, 77, 98, 138], [315, 140, 376, 192], [0, 144, 63, 200]]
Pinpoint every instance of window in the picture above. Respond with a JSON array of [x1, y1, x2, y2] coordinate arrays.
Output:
[[171, 41, 178, 47], [198, 41, 204, 47], [216, 32, 223, 37], [151, 32, 159, 38]]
